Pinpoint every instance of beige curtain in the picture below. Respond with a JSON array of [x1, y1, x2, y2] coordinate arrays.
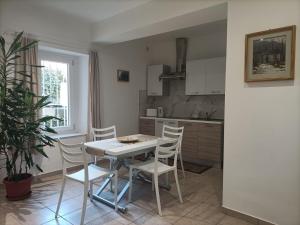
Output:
[[89, 51, 101, 130], [16, 36, 39, 95]]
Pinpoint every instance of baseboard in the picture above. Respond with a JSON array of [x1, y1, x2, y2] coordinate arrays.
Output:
[[222, 207, 276, 225]]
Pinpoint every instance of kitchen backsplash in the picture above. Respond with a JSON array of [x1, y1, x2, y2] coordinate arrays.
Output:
[[139, 80, 225, 119]]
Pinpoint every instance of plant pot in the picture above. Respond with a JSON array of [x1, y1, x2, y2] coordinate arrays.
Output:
[[3, 173, 33, 201]]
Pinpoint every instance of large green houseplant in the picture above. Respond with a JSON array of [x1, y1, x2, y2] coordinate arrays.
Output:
[[0, 32, 58, 200]]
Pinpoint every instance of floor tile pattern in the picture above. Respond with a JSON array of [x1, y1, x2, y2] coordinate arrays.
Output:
[[0, 168, 254, 225]]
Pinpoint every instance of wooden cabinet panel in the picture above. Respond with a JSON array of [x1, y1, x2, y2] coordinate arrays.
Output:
[[139, 118, 155, 136], [198, 123, 223, 162], [179, 121, 223, 165], [178, 121, 199, 162]]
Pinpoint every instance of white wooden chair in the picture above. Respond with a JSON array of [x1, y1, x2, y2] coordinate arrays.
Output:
[[162, 125, 185, 177], [55, 140, 118, 225], [91, 125, 116, 166], [128, 139, 183, 216]]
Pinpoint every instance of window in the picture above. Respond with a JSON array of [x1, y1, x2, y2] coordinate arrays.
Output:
[[41, 60, 70, 128], [39, 47, 89, 135]]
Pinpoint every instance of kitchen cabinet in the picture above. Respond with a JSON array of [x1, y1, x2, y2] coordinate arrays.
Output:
[[185, 57, 226, 95], [139, 118, 155, 136], [178, 121, 223, 165], [205, 57, 226, 94], [198, 123, 223, 162], [178, 121, 200, 161], [147, 64, 170, 96], [185, 60, 206, 95], [155, 118, 178, 137], [139, 117, 223, 166]]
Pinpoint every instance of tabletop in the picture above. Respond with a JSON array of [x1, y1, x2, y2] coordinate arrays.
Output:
[[84, 134, 164, 157]]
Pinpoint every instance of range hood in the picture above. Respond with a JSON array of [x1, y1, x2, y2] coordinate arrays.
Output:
[[159, 38, 188, 80]]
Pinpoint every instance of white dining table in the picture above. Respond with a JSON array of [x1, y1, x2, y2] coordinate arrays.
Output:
[[84, 134, 172, 212]]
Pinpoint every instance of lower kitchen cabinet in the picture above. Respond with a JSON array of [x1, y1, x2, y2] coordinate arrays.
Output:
[[179, 121, 223, 166], [139, 118, 223, 166], [139, 118, 155, 136]]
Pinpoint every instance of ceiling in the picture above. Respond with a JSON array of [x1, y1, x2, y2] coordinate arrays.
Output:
[[144, 19, 227, 42], [8, 0, 227, 43], [24, 0, 151, 23]]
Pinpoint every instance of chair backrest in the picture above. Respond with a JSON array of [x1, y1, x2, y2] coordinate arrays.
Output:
[[58, 139, 88, 176], [91, 125, 116, 141], [154, 138, 179, 173], [162, 125, 184, 152]]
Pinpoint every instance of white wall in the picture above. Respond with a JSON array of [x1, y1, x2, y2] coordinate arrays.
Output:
[[223, 1, 300, 225], [97, 40, 149, 136], [0, 1, 91, 180], [97, 25, 227, 135], [0, 0, 91, 53], [147, 30, 227, 71]]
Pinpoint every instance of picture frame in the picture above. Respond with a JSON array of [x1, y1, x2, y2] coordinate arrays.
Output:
[[117, 69, 130, 82], [244, 25, 296, 82]]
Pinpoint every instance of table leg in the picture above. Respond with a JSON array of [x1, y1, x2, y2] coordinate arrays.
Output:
[[91, 159, 130, 213], [91, 174, 128, 213]]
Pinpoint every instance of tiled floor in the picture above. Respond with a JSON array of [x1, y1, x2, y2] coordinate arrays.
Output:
[[0, 168, 254, 225]]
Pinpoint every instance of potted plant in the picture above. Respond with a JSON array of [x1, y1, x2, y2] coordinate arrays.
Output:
[[0, 32, 58, 200]]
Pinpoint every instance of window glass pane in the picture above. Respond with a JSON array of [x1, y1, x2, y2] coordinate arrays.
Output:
[[41, 60, 69, 128]]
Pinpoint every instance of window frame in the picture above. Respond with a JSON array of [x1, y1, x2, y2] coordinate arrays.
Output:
[[39, 50, 76, 133]]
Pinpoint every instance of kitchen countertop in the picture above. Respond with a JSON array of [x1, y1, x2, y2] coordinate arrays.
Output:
[[140, 116, 224, 124]]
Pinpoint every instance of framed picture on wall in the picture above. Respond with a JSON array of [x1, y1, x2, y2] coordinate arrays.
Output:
[[117, 69, 130, 82], [245, 25, 296, 82]]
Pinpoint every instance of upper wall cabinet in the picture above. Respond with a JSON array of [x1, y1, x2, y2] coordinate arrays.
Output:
[[185, 57, 226, 95], [147, 64, 170, 96], [205, 57, 226, 94], [185, 60, 206, 95]]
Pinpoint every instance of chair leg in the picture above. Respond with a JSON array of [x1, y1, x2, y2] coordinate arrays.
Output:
[[80, 181, 89, 225], [55, 177, 66, 218], [174, 169, 183, 203], [165, 158, 169, 186], [114, 171, 118, 211], [128, 167, 133, 202], [179, 153, 185, 178], [152, 174, 154, 191], [154, 174, 162, 216], [89, 181, 93, 202]]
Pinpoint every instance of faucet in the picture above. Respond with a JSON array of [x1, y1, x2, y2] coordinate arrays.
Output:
[[205, 110, 217, 120]]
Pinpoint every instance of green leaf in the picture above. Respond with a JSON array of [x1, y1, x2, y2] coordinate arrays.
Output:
[[7, 32, 23, 56], [38, 115, 59, 123], [35, 164, 43, 172], [0, 36, 6, 56], [0, 31, 58, 179], [34, 147, 48, 158]]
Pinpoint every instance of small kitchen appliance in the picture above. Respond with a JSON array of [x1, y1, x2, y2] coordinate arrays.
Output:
[[157, 107, 164, 118], [146, 108, 157, 117]]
